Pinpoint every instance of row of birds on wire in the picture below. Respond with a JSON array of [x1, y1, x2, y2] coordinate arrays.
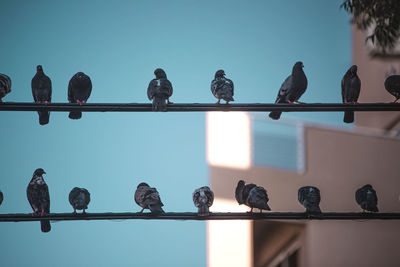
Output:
[[0, 62, 400, 125], [0, 168, 379, 233]]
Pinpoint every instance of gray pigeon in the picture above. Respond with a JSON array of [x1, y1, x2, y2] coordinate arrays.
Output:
[[68, 72, 92, 119], [384, 75, 400, 103], [211, 70, 234, 104], [26, 168, 51, 232], [235, 180, 271, 213], [269, 61, 308, 120], [0, 190, 3, 206], [0, 73, 11, 102], [298, 186, 321, 213], [32, 65, 52, 125], [147, 68, 173, 111], [355, 184, 378, 212], [69, 187, 91, 214], [192, 186, 214, 216], [341, 65, 361, 123], [134, 182, 164, 214]]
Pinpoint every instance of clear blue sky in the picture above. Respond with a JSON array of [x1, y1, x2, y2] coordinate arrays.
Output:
[[0, 1, 350, 266]]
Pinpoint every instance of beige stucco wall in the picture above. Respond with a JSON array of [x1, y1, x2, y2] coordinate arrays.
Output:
[[209, 126, 400, 266]]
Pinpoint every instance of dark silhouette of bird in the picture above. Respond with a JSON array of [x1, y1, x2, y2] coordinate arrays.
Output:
[[235, 180, 271, 213], [269, 61, 308, 120], [69, 187, 91, 214], [193, 186, 214, 216], [384, 75, 400, 103], [31, 65, 52, 125], [0, 190, 3, 206], [147, 68, 173, 111], [211, 70, 234, 104], [355, 184, 378, 212], [341, 65, 361, 123], [0, 73, 11, 102], [298, 186, 321, 213], [26, 168, 51, 232], [68, 72, 92, 119], [134, 182, 164, 214]]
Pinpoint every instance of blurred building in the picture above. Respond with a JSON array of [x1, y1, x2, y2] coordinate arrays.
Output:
[[206, 26, 400, 267]]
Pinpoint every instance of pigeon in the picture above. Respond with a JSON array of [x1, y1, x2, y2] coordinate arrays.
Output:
[[31, 65, 52, 125], [211, 70, 234, 104], [341, 65, 361, 123], [269, 61, 308, 120], [68, 72, 92, 119], [134, 182, 164, 214], [0, 190, 3, 206], [384, 75, 400, 103], [0, 73, 11, 102], [235, 180, 271, 213], [192, 186, 214, 216], [298, 186, 321, 213], [26, 168, 51, 232], [355, 184, 378, 212], [147, 68, 173, 111], [69, 187, 91, 214]]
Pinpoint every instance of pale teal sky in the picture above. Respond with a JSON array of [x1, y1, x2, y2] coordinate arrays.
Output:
[[0, 1, 350, 266]]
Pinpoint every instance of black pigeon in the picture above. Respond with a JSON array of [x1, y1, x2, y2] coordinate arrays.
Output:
[[384, 75, 400, 103], [211, 70, 234, 104], [355, 184, 378, 212], [69, 187, 91, 214], [341, 65, 361, 123], [68, 72, 92, 119], [0, 190, 3, 206], [0, 73, 11, 102], [147, 68, 173, 111], [235, 180, 271, 213], [134, 182, 165, 214], [32, 65, 52, 125], [298, 186, 321, 213], [193, 186, 214, 216], [26, 168, 51, 232], [269, 61, 308, 120]]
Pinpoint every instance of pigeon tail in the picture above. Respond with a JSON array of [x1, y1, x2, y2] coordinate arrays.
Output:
[[149, 204, 165, 215], [257, 202, 271, 211], [69, 111, 82, 120], [364, 204, 379, 213], [343, 111, 354, 123], [38, 111, 50, 125], [152, 97, 167, 111], [198, 205, 210, 216], [306, 205, 321, 214], [269, 111, 282, 120], [41, 220, 51, 233]]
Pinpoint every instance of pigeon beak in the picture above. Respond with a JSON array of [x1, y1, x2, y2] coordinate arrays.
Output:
[[43, 171, 46, 174]]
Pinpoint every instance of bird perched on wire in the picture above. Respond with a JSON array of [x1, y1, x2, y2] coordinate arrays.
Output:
[[298, 186, 321, 213], [193, 186, 214, 216], [235, 180, 271, 213], [32, 65, 52, 125], [134, 183, 165, 214], [341, 65, 361, 123], [69, 187, 91, 214], [384, 75, 400, 103], [0, 190, 3, 206], [147, 68, 173, 111], [211, 70, 234, 104], [26, 168, 51, 232], [355, 184, 378, 212], [68, 72, 92, 119], [269, 61, 308, 120], [0, 73, 11, 102]]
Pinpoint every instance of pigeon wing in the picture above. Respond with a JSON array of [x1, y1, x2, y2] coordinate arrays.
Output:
[[147, 79, 158, 100], [275, 75, 292, 104]]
